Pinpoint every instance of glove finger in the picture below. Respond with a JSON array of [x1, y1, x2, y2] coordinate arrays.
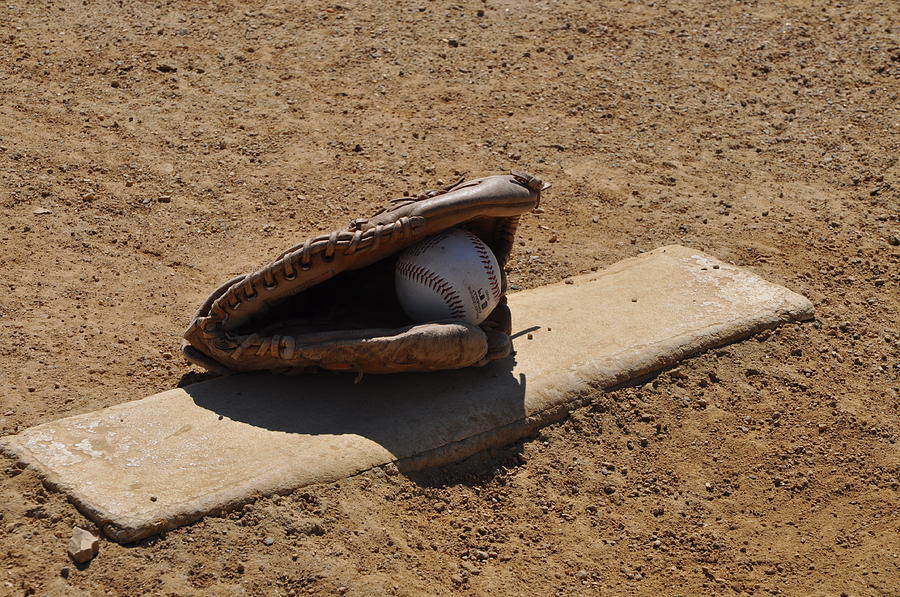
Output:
[[481, 300, 512, 336], [209, 322, 489, 375], [475, 328, 512, 367]]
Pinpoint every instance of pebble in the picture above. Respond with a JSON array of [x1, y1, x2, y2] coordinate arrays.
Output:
[[67, 527, 99, 564], [474, 550, 489, 560], [32, 207, 51, 215], [60, 566, 70, 578], [156, 63, 177, 73], [889, 235, 899, 246], [262, 536, 274, 546]]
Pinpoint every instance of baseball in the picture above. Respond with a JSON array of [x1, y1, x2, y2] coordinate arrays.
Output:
[[395, 228, 502, 325]]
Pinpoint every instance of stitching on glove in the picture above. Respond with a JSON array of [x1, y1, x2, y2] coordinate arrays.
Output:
[[211, 217, 426, 326], [370, 176, 466, 217], [396, 261, 467, 319]]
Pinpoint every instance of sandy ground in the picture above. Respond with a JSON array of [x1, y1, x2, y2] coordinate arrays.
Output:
[[0, 0, 897, 595]]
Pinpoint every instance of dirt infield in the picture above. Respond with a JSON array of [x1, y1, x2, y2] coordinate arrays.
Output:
[[0, 0, 897, 595]]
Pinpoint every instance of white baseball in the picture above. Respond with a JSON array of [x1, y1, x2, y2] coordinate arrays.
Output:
[[395, 228, 503, 325]]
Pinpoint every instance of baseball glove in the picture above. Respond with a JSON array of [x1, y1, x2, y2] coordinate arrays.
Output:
[[182, 172, 548, 377]]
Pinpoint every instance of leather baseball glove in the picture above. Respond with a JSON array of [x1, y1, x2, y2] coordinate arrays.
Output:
[[182, 172, 548, 377]]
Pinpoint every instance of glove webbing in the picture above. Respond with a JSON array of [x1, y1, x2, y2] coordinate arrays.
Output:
[[207, 215, 423, 327]]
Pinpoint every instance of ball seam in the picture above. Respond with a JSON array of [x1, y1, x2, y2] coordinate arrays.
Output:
[[463, 231, 502, 301], [396, 260, 467, 320]]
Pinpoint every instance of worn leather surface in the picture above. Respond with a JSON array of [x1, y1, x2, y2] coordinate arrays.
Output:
[[183, 173, 546, 374]]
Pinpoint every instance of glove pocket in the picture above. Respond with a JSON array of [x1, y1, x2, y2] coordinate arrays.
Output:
[[222, 321, 489, 375]]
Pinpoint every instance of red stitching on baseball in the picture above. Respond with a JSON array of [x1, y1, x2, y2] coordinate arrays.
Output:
[[397, 261, 467, 319], [464, 231, 502, 301]]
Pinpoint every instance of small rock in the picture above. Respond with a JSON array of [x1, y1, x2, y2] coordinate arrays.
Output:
[[33, 207, 52, 215], [68, 527, 99, 564], [474, 550, 489, 561], [447, 38, 459, 47], [889, 235, 900, 246], [60, 566, 70, 578], [157, 195, 171, 203], [262, 536, 274, 546], [156, 63, 177, 73], [669, 368, 688, 380]]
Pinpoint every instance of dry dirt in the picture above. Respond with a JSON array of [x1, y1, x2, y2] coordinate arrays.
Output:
[[1, 0, 898, 595]]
